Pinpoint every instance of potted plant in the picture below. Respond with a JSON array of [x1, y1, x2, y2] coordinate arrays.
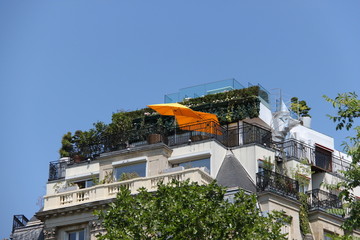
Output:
[[147, 117, 167, 144], [290, 97, 312, 128]]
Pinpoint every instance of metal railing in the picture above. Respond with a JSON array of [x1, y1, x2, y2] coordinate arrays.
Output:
[[307, 189, 342, 211], [242, 122, 272, 146], [12, 215, 29, 233], [275, 139, 350, 176], [256, 170, 299, 200], [48, 122, 271, 181], [49, 160, 67, 181]]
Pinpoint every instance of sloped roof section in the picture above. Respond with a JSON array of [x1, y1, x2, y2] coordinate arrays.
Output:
[[11, 215, 44, 240], [216, 153, 256, 193], [11, 227, 43, 240]]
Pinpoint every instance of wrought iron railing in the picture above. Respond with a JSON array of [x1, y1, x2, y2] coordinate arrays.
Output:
[[48, 160, 67, 181], [307, 189, 342, 211], [256, 170, 299, 200], [12, 215, 29, 233], [48, 122, 271, 181], [276, 139, 315, 163], [275, 139, 350, 176], [242, 122, 272, 146]]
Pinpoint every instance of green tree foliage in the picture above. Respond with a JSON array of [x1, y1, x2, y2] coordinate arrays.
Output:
[[290, 97, 311, 118], [95, 180, 290, 240], [324, 92, 360, 236]]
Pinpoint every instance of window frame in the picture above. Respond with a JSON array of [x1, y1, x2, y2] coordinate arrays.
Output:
[[168, 151, 211, 173], [73, 178, 96, 189], [66, 229, 86, 240], [175, 158, 211, 173], [112, 156, 148, 181]]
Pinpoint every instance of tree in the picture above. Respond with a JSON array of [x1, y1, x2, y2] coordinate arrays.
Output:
[[323, 92, 360, 236], [290, 97, 311, 118], [95, 180, 290, 240]]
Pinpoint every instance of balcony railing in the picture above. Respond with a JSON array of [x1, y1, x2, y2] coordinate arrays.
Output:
[[48, 122, 272, 181], [256, 170, 299, 200], [48, 160, 67, 181], [12, 215, 29, 233], [43, 168, 213, 211], [307, 189, 342, 212], [275, 139, 350, 176]]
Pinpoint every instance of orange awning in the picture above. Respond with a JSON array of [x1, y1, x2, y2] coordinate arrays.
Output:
[[147, 103, 222, 135]]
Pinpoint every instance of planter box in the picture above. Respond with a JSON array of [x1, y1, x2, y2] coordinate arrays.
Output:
[[147, 134, 167, 144]]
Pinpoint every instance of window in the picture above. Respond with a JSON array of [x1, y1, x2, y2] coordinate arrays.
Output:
[[68, 229, 85, 240], [323, 230, 335, 240], [315, 145, 332, 171], [115, 162, 146, 181], [74, 179, 95, 189], [258, 160, 264, 173], [299, 183, 309, 194], [177, 158, 210, 172]]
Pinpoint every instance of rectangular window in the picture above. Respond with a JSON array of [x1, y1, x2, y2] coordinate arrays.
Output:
[[258, 160, 264, 173], [74, 179, 95, 189], [178, 158, 210, 172], [299, 184, 308, 194], [323, 230, 334, 240], [315, 146, 332, 171], [68, 229, 85, 240], [115, 162, 146, 181]]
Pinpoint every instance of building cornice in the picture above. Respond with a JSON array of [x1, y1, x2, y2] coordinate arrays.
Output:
[[36, 198, 114, 222]]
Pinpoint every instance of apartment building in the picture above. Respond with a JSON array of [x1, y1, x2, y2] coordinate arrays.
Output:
[[22, 80, 358, 240]]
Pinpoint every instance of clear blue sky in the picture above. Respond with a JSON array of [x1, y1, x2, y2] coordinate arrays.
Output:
[[0, 0, 359, 238]]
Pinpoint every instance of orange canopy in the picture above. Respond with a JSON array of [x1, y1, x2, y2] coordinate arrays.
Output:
[[147, 103, 200, 118], [176, 111, 221, 135], [147, 103, 222, 135]]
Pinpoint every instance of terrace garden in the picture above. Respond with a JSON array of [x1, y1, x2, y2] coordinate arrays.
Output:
[[59, 86, 267, 160]]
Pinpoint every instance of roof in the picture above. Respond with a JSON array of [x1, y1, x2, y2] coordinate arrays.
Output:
[[11, 215, 44, 240], [216, 153, 256, 192]]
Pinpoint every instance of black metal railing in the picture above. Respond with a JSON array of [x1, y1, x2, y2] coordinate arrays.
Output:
[[275, 139, 350, 176], [12, 215, 29, 233], [332, 155, 351, 176], [48, 160, 67, 181], [276, 139, 315, 163], [256, 170, 299, 200], [48, 122, 272, 181], [242, 122, 272, 146], [307, 189, 342, 211]]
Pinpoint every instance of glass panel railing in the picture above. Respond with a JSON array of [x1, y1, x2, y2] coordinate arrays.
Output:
[[164, 79, 245, 103]]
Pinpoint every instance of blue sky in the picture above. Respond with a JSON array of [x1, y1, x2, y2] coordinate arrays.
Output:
[[0, 0, 359, 238]]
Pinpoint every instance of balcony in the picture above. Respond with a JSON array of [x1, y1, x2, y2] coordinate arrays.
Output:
[[43, 168, 213, 211], [256, 170, 299, 200], [12, 215, 29, 233], [48, 160, 67, 181], [49, 122, 272, 181], [164, 79, 245, 103], [276, 139, 350, 176], [307, 189, 342, 212]]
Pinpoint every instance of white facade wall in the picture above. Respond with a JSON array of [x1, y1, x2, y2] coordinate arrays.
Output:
[[290, 125, 334, 149], [169, 141, 227, 178]]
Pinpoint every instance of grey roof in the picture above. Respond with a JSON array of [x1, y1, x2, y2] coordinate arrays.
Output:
[[28, 215, 40, 223], [216, 153, 256, 192], [11, 216, 44, 240], [11, 227, 43, 240]]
